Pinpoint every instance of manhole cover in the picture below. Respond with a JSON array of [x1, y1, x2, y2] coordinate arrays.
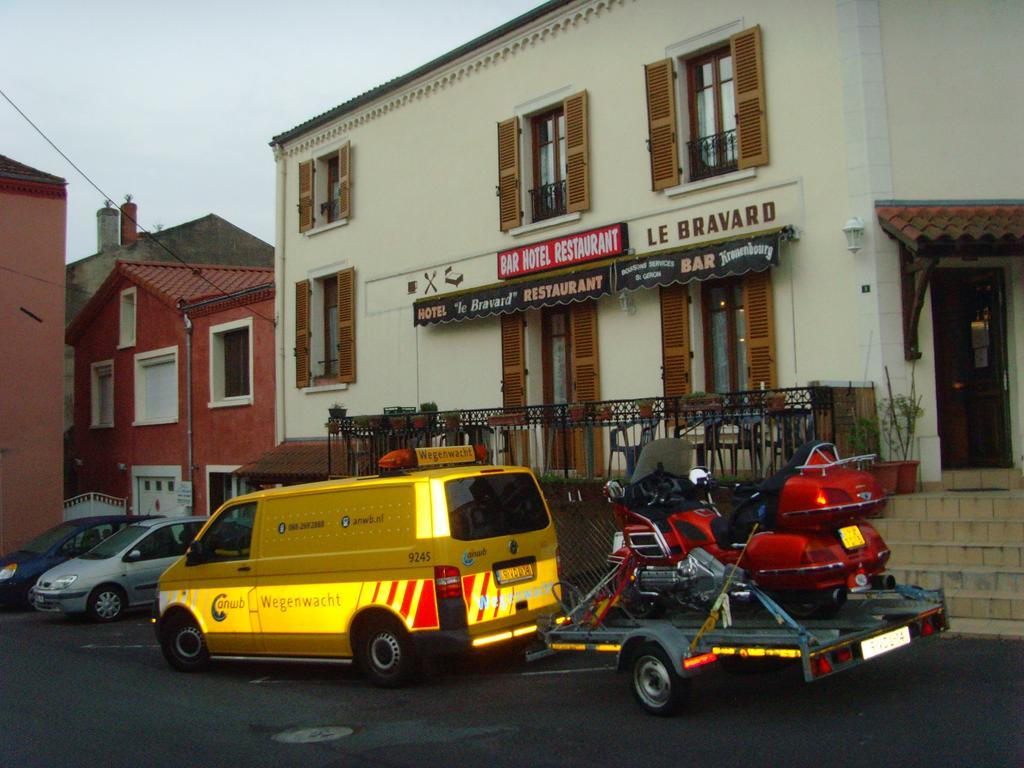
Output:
[[272, 726, 354, 744]]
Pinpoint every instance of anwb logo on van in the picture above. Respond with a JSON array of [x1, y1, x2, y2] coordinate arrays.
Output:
[[211, 593, 244, 622]]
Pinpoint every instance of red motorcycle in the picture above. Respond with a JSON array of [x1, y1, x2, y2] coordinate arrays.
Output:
[[605, 439, 892, 619]]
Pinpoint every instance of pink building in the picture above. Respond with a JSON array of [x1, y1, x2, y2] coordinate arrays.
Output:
[[66, 261, 275, 517], [0, 156, 67, 551]]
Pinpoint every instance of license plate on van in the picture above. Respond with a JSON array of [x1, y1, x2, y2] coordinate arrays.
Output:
[[495, 560, 535, 586]]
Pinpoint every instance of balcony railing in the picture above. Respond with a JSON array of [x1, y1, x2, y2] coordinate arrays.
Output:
[[326, 385, 875, 482], [687, 129, 737, 182], [529, 180, 566, 222]]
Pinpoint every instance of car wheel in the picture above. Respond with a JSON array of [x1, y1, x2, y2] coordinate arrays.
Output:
[[161, 614, 210, 672], [631, 642, 690, 717], [354, 615, 420, 688], [87, 585, 126, 622]]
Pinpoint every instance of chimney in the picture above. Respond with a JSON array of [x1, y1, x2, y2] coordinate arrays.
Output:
[[96, 203, 119, 252], [120, 196, 138, 247]]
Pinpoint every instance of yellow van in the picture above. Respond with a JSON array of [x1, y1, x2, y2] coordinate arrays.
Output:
[[153, 446, 560, 686]]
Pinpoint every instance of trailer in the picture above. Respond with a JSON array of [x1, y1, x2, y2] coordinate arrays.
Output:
[[540, 582, 948, 716]]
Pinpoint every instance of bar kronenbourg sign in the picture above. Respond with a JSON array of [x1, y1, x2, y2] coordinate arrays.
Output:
[[613, 231, 781, 291]]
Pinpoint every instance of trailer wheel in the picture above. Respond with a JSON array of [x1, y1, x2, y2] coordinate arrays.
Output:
[[630, 642, 690, 717]]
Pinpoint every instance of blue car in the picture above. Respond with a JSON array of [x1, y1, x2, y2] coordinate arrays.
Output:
[[0, 516, 155, 608]]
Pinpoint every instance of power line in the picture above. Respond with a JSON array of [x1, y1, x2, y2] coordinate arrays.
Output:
[[0, 87, 276, 326]]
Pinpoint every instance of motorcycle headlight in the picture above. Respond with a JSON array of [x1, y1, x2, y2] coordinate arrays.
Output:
[[50, 574, 78, 590], [0, 563, 16, 581]]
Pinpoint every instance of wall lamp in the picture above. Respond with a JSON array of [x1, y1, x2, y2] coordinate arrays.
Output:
[[843, 217, 866, 253]]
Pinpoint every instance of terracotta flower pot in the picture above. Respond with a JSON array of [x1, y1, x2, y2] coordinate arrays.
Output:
[[869, 461, 901, 496], [895, 460, 920, 494]]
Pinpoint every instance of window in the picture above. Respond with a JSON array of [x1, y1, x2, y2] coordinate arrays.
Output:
[[196, 502, 256, 562], [294, 267, 356, 388], [498, 90, 590, 232], [134, 522, 202, 561], [119, 288, 136, 347], [687, 47, 736, 181], [209, 318, 252, 406], [134, 346, 178, 424], [646, 25, 768, 190], [90, 360, 114, 428], [445, 474, 550, 542], [530, 107, 567, 222], [695, 271, 775, 393], [298, 142, 351, 232], [702, 279, 748, 392]]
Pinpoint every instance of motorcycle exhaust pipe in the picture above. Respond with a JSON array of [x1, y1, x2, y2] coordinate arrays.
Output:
[[871, 574, 896, 590]]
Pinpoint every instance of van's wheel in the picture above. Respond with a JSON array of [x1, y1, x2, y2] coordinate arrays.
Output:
[[160, 614, 210, 672], [630, 642, 690, 717], [354, 615, 421, 688], [86, 584, 125, 622]]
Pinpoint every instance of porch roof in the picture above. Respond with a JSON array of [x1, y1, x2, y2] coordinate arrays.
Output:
[[876, 201, 1024, 253], [234, 441, 329, 485]]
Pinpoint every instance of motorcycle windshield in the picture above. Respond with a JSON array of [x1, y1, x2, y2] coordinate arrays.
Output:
[[632, 438, 692, 482]]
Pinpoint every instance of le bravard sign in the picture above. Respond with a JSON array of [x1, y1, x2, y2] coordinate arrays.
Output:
[[497, 223, 628, 279]]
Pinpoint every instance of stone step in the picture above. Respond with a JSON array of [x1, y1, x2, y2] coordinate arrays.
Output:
[[939, 468, 1023, 491], [887, 564, 1024, 594], [887, 540, 1021, 568], [874, 518, 1024, 545], [945, 589, 1024, 621], [945, 618, 1024, 640], [882, 492, 1024, 521]]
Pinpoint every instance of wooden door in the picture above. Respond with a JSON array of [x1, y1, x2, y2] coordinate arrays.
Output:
[[931, 268, 1011, 467]]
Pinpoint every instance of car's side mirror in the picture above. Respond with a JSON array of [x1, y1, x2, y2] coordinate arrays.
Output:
[[185, 540, 207, 566], [123, 549, 143, 563]]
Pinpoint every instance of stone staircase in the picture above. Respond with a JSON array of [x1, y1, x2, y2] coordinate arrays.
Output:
[[872, 468, 1024, 639]]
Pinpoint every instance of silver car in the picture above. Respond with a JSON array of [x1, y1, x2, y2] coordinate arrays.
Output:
[[30, 517, 205, 622]]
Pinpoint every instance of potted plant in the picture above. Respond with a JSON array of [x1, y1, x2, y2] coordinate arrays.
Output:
[[850, 415, 899, 495], [765, 392, 787, 413], [413, 402, 437, 429], [352, 415, 371, 429], [444, 411, 461, 431], [568, 402, 588, 421], [635, 398, 656, 419], [880, 372, 924, 494], [680, 391, 722, 413], [328, 402, 347, 420]]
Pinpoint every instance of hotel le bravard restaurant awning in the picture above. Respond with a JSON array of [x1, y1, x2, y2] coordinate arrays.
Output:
[[413, 228, 787, 327]]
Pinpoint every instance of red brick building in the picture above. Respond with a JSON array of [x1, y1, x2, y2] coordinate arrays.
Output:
[[66, 261, 275, 516], [0, 155, 67, 550]]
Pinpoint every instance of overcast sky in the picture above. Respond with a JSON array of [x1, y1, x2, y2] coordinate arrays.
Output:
[[1, 0, 542, 263]]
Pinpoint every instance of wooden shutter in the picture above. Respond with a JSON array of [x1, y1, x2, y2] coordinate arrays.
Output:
[[336, 267, 356, 384], [564, 90, 590, 213], [497, 117, 521, 231], [744, 270, 776, 389], [570, 302, 600, 403], [644, 59, 680, 191], [500, 313, 526, 408], [298, 160, 313, 232], [294, 280, 310, 388], [337, 142, 351, 220], [731, 26, 769, 169], [660, 285, 692, 397], [570, 302, 602, 476]]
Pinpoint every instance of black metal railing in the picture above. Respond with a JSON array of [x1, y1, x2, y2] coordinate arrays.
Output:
[[326, 386, 851, 482], [320, 197, 340, 222], [317, 358, 338, 378], [687, 129, 737, 181], [529, 180, 566, 221]]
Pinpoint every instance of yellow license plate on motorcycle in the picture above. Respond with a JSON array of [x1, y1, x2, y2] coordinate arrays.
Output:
[[838, 525, 866, 550]]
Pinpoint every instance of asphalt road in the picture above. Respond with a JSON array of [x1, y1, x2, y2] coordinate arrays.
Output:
[[1, 608, 1021, 768]]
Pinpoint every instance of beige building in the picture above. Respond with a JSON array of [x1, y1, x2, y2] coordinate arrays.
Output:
[[270, 0, 1024, 487]]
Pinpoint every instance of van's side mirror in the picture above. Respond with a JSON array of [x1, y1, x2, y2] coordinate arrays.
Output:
[[185, 540, 207, 566], [123, 549, 143, 563]]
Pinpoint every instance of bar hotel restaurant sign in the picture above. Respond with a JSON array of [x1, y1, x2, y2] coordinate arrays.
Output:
[[414, 221, 785, 326]]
